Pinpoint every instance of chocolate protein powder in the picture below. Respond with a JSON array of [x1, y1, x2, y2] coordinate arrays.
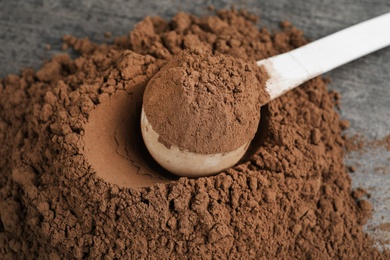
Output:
[[1, 9, 389, 259]]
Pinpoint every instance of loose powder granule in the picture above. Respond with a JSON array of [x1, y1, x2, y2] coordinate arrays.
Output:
[[0, 9, 389, 259]]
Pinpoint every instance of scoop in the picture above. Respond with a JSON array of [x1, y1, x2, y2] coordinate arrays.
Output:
[[141, 12, 390, 178]]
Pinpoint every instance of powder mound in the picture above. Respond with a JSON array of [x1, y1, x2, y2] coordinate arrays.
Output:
[[0, 9, 389, 259], [143, 49, 267, 154]]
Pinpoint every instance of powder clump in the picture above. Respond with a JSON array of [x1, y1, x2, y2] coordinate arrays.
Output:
[[0, 9, 389, 259]]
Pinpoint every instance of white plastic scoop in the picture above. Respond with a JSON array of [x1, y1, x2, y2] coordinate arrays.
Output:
[[257, 13, 390, 101], [141, 12, 390, 177]]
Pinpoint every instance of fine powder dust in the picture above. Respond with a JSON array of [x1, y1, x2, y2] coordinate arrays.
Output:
[[0, 9, 389, 259]]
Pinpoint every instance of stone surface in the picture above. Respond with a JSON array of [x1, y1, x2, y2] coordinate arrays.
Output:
[[0, 0, 389, 250]]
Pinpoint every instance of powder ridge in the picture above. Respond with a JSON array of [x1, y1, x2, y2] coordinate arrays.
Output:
[[0, 9, 389, 259]]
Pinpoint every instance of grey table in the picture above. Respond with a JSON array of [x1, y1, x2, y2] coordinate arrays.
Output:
[[1, 0, 389, 251]]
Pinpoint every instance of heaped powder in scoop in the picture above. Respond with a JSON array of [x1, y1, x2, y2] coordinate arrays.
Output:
[[143, 49, 269, 154], [0, 9, 389, 259]]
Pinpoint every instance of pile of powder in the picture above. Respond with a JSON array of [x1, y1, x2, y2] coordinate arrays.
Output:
[[1, 9, 389, 259], [143, 49, 268, 154]]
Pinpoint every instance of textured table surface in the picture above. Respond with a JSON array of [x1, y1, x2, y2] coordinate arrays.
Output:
[[1, 0, 389, 250]]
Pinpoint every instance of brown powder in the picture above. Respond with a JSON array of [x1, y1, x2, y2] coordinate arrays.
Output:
[[344, 133, 390, 153], [343, 133, 366, 153], [373, 134, 390, 151], [0, 9, 389, 259], [143, 49, 268, 154]]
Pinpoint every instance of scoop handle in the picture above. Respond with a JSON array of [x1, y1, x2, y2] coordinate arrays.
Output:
[[257, 12, 390, 101]]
